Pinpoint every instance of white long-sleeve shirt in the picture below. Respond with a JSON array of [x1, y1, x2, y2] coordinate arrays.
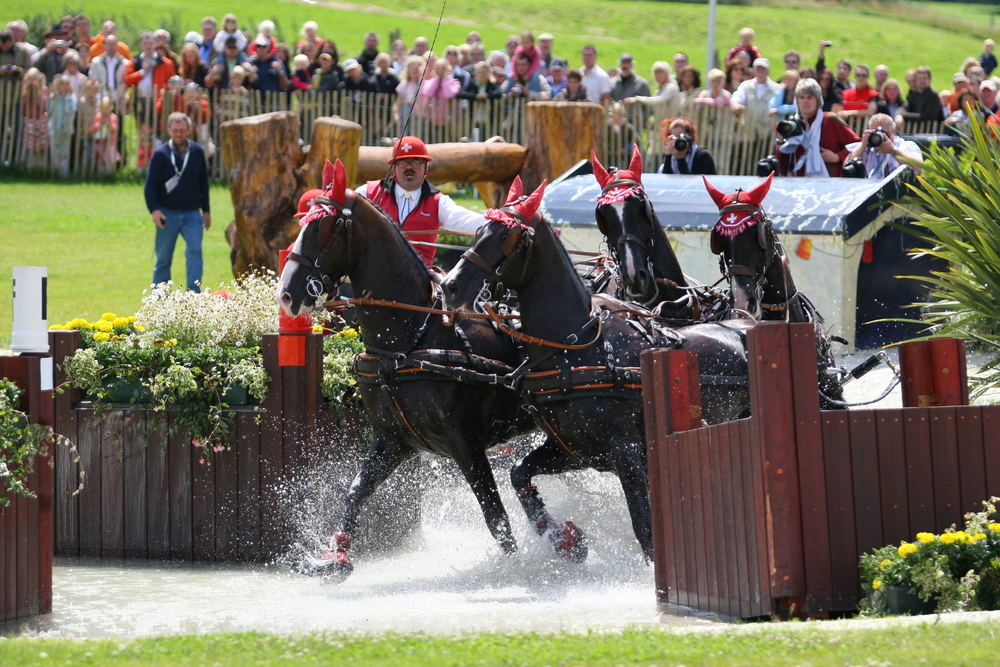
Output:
[[354, 181, 484, 234]]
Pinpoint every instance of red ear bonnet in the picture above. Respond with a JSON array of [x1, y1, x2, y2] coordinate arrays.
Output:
[[322, 160, 335, 190], [590, 150, 611, 188], [328, 159, 347, 204], [516, 179, 547, 222], [743, 171, 774, 207], [702, 175, 729, 210], [504, 175, 524, 205], [626, 144, 643, 183]]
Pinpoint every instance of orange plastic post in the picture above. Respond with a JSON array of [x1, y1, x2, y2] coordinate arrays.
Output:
[[277, 249, 313, 367]]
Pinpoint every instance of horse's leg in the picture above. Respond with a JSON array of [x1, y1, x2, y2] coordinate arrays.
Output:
[[451, 444, 517, 555], [510, 437, 589, 562], [304, 430, 415, 582], [610, 438, 654, 562]]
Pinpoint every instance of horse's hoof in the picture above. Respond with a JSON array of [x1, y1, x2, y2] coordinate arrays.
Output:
[[300, 548, 354, 582], [549, 520, 588, 563]]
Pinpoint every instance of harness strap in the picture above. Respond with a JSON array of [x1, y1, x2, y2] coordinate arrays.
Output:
[[460, 249, 496, 275], [526, 406, 582, 462], [382, 386, 428, 447], [484, 303, 604, 351]]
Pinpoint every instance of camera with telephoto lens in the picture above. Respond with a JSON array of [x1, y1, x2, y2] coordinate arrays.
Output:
[[776, 117, 806, 140], [757, 155, 778, 177], [672, 133, 691, 153], [867, 128, 889, 148], [842, 157, 866, 178]]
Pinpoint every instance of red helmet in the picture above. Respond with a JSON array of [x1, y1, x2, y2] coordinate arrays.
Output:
[[388, 136, 433, 163], [294, 188, 326, 219]]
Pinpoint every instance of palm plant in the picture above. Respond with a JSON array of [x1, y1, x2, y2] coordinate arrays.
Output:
[[895, 111, 1000, 399]]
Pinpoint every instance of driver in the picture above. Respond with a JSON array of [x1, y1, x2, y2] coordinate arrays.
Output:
[[353, 136, 485, 267]]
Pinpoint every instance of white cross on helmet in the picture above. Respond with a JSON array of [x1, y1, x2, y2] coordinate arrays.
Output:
[[401, 143, 413, 152]]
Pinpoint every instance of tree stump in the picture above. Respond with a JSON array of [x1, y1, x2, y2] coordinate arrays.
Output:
[[221, 111, 303, 275], [521, 101, 605, 191], [355, 141, 527, 188], [302, 116, 362, 189]]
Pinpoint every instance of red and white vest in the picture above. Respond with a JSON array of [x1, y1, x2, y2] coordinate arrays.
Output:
[[365, 179, 442, 267]]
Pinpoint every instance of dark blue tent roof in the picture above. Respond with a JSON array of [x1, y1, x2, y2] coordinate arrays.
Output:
[[540, 168, 914, 238]]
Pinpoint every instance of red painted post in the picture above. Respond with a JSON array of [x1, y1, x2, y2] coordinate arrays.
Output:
[[666, 350, 702, 432], [929, 338, 968, 407], [898, 341, 935, 407], [277, 249, 313, 367]]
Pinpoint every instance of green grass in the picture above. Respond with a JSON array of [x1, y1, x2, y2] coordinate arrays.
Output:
[[2, 620, 1000, 665], [15, 0, 989, 90], [0, 178, 235, 348]]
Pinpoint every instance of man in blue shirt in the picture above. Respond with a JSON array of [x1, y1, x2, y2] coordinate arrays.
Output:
[[144, 112, 211, 291], [248, 34, 288, 92]]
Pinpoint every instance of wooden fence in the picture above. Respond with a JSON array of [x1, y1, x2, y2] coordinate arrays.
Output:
[[0, 355, 54, 623], [641, 322, 1000, 619], [0, 84, 946, 181], [48, 330, 417, 562]]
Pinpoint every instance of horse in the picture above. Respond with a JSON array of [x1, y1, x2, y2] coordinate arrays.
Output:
[[702, 173, 846, 406], [590, 147, 697, 319], [442, 179, 750, 561], [275, 160, 537, 581]]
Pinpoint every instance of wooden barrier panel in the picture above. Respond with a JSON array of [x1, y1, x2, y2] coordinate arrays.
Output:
[[0, 355, 54, 623]]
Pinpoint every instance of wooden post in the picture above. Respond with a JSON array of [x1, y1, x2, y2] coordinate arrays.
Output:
[[521, 101, 605, 191], [355, 141, 528, 189], [221, 111, 304, 275], [899, 340, 935, 407], [899, 338, 968, 407], [746, 323, 806, 608], [301, 116, 362, 189]]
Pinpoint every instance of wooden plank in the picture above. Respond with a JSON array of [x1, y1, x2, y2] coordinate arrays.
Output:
[[984, 408, 1000, 498], [237, 413, 261, 562], [683, 430, 702, 610], [875, 410, 910, 546], [16, 490, 29, 617], [77, 413, 102, 557], [4, 490, 16, 621], [52, 331, 80, 556], [26, 467, 40, 617], [898, 341, 934, 407], [728, 421, 750, 619], [743, 416, 769, 617], [954, 407, 987, 516], [191, 445, 216, 561], [788, 322, 832, 612], [101, 411, 125, 558], [146, 416, 170, 558], [123, 411, 147, 559], [0, 497, 7, 622], [665, 431, 688, 607], [215, 427, 239, 561], [849, 411, 883, 555], [822, 411, 857, 610], [709, 425, 731, 618], [747, 323, 804, 601], [35, 384, 54, 616], [928, 407, 962, 530], [929, 339, 968, 406], [260, 335, 284, 557], [168, 414, 193, 560], [688, 427, 708, 611], [639, 350, 670, 604], [902, 410, 935, 536], [302, 333, 323, 465], [698, 427, 720, 614]]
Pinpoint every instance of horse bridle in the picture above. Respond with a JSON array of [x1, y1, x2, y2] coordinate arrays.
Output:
[[711, 203, 794, 314], [596, 178, 658, 299], [286, 191, 358, 302], [459, 207, 535, 301]]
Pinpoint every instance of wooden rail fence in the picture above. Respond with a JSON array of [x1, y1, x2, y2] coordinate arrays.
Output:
[[0, 355, 54, 623], [641, 322, 1000, 619]]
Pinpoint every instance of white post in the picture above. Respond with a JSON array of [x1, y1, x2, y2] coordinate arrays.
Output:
[[706, 0, 718, 72], [11, 266, 49, 354]]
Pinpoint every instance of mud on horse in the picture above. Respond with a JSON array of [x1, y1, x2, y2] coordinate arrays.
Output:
[[276, 160, 536, 581], [590, 146, 696, 319], [444, 178, 750, 562], [702, 172, 846, 407]]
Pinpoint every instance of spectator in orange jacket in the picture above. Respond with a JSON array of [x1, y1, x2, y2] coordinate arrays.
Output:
[[89, 20, 131, 62]]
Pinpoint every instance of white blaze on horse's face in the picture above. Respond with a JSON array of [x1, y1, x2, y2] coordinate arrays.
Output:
[[275, 225, 312, 317]]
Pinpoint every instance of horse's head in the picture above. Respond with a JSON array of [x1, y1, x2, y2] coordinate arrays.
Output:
[[276, 159, 359, 317], [443, 176, 546, 311], [591, 146, 658, 302], [703, 172, 777, 318]]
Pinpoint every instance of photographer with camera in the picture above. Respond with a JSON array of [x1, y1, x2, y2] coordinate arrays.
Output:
[[776, 77, 859, 177], [656, 117, 716, 175], [843, 114, 922, 179]]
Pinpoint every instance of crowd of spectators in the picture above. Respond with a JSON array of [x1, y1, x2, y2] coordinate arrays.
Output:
[[0, 14, 997, 177]]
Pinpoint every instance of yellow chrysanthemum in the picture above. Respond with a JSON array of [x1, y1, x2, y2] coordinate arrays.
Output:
[[989, 523, 1000, 533], [953, 531, 972, 544], [897, 542, 918, 557], [916, 532, 936, 544], [93, 332, 111, 342], [128, 315, 137, 323], [101, 312, 117, 321], [337, 327, 359, 339], [312, 324, 324, 333], [940, 532, 959, 545], [879, 559, 892, 571], [113, 317, 131, 328], [93, 320, 114, 332], [78, 320, 94, 330], [134, 323, 145, 332], [872, 578, 882, 590]]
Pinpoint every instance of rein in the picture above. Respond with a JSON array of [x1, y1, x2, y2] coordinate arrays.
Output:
[[482, 303, 605, 351]]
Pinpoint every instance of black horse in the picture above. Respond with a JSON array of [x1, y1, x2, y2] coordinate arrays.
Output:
[[276, 160, 535, 580], [442, 181, 749, 561], [590, 147, 697, 318], [702, 173, 846, 406]]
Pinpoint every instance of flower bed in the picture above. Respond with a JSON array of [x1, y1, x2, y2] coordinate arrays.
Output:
[[860, 497, 1000, 614]]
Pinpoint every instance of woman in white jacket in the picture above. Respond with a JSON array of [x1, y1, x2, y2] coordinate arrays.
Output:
[[624, 61, 681, 164]]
